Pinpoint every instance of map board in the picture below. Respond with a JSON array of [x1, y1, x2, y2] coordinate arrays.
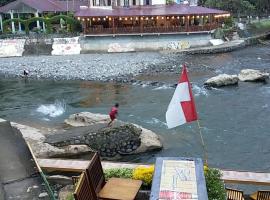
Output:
[[150, 157, 208, 200]]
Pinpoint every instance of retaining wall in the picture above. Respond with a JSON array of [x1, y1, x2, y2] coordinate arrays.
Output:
[[80, 33, 212, 53]]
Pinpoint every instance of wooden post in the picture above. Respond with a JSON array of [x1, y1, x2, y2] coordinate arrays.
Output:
[[112, 17, 115, 34], [185, 15, 189, 32], [140, 17, 143, 33]]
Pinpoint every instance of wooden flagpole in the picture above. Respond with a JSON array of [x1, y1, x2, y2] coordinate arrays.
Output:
[[196, 120, 208, 166]]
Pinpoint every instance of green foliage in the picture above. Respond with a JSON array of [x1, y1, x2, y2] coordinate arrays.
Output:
[[166, 0, 174, 4], [213, 27, 234, 39], [66, 193, 74, 200], [204, 168, 226, 200], [247, 20, 270, 34], [2, 14, 81, 34], [204, 0, 256, 16], [224, 16, 234, 28], [104, 168, 133, 180]]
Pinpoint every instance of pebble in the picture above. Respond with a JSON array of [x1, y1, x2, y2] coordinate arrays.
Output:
[[38, 192, 48, 198], [0, 52, 164, 81]]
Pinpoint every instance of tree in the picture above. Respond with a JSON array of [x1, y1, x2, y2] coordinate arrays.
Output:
[[0, 0, 14, 6], [204, 0, 255, 17]]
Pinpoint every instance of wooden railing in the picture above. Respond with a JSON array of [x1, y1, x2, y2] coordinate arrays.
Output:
[[84, 24, 219, 35]]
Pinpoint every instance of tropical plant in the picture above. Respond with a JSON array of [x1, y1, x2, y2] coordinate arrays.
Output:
[[204, 168, 226, 200]]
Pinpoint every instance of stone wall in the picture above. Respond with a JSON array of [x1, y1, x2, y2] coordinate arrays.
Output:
[[45, 124, 142, 158], [80, 33, 212, 53]]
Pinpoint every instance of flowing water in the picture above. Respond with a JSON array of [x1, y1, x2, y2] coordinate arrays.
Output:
[[0, 45, 270, 192]]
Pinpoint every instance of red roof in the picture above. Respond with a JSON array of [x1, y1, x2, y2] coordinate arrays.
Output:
[[0, 0, 88, 13], [75, 4, 229, 17]]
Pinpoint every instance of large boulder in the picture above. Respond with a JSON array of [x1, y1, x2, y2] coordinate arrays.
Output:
[[65, 112, 109, 127], [45, 122, 162, 158], [238, 69, 269, 82], [204, 74, 239, 87], [64, 112, 163, 156]]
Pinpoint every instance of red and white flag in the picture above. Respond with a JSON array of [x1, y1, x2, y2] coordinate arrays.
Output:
[[166, 64, 198, 129]]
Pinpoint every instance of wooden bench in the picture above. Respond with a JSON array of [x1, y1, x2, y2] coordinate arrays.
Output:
[[250, 191, 270, 200], [226, 188, 244, 200], [74, 153, 142, 200], [74, 171, 98, 200]]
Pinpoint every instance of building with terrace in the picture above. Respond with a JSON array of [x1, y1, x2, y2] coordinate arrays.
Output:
[[0, 0, 229, 35], [75, 4, 230, 35]]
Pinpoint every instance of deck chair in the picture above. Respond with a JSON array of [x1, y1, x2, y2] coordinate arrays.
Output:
[[73, 171, 98, 200], [85, 152, 142, 200], [226, 188, 244, 200], [250, 190, 270, 200]]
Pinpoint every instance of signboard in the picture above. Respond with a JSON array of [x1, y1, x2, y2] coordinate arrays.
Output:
[[150, 157, 208, 200], [0, 39, 26, 58], [52, 37, 81, 55], [159, 160, 198, 199]]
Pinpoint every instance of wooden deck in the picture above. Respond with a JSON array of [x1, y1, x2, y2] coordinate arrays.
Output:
[[37, 158, 270, 186]]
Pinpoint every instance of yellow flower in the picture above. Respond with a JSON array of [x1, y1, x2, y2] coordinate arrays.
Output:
[[132, 165, 155, 185], [204, 164, 209, 173]]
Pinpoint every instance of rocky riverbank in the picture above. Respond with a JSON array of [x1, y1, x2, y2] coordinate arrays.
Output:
[[0, 52, 172, 81], [0, 36, 268, 83]]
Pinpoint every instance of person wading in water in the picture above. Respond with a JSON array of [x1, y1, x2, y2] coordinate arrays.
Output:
[[108, 103, 119, 126]]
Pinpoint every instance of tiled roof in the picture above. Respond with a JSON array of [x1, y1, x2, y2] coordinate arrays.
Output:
[[0, 0, 88, 13], [75, 4, 229, 17]]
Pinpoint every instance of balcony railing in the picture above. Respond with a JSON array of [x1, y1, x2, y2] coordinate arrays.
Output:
[[84, 24, 219, 35]]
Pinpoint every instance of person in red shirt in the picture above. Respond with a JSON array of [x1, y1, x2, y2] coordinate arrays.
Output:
[[108, 103, 119, 126]]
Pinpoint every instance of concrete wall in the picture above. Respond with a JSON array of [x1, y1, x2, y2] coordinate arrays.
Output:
[[152, 0, 166, 5], [0, 39, 25, 57], [80, 33, 212, 53]]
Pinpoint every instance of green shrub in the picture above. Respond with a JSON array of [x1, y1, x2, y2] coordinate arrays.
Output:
[[224, 16, 234, 28], [104, 168, 133, 180], [66, 193, 74, 200], [204, 168, 226, 200]]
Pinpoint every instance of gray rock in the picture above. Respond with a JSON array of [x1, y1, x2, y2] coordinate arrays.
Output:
[[46, 175, 72, 186], [65, 112, 163, 155], [204, 74, 239, 87], [58, 185, 74, 200], [238, 69, 269, 82], [39, 192, 48, 198]]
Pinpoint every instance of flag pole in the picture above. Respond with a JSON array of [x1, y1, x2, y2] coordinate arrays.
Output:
[[196, 119, 208, 166]]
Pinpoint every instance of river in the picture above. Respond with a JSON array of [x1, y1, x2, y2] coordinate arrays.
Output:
[[0, 45, 270, 192]]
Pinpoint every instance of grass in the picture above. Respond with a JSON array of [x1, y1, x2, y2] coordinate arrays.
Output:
[[247, 19, 270, 35], [66, 193, 74, 200]]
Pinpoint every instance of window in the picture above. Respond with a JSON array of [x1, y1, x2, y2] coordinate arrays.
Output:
[[124, 0, 129, 6]]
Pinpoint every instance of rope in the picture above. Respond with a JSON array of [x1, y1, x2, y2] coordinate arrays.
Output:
[[26, 142, 56, 200], [197, 120, 208, 166]]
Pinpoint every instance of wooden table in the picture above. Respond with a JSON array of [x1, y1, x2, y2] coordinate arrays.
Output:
[[150, 157, 208, 200], [98, 178, 142, 200]]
